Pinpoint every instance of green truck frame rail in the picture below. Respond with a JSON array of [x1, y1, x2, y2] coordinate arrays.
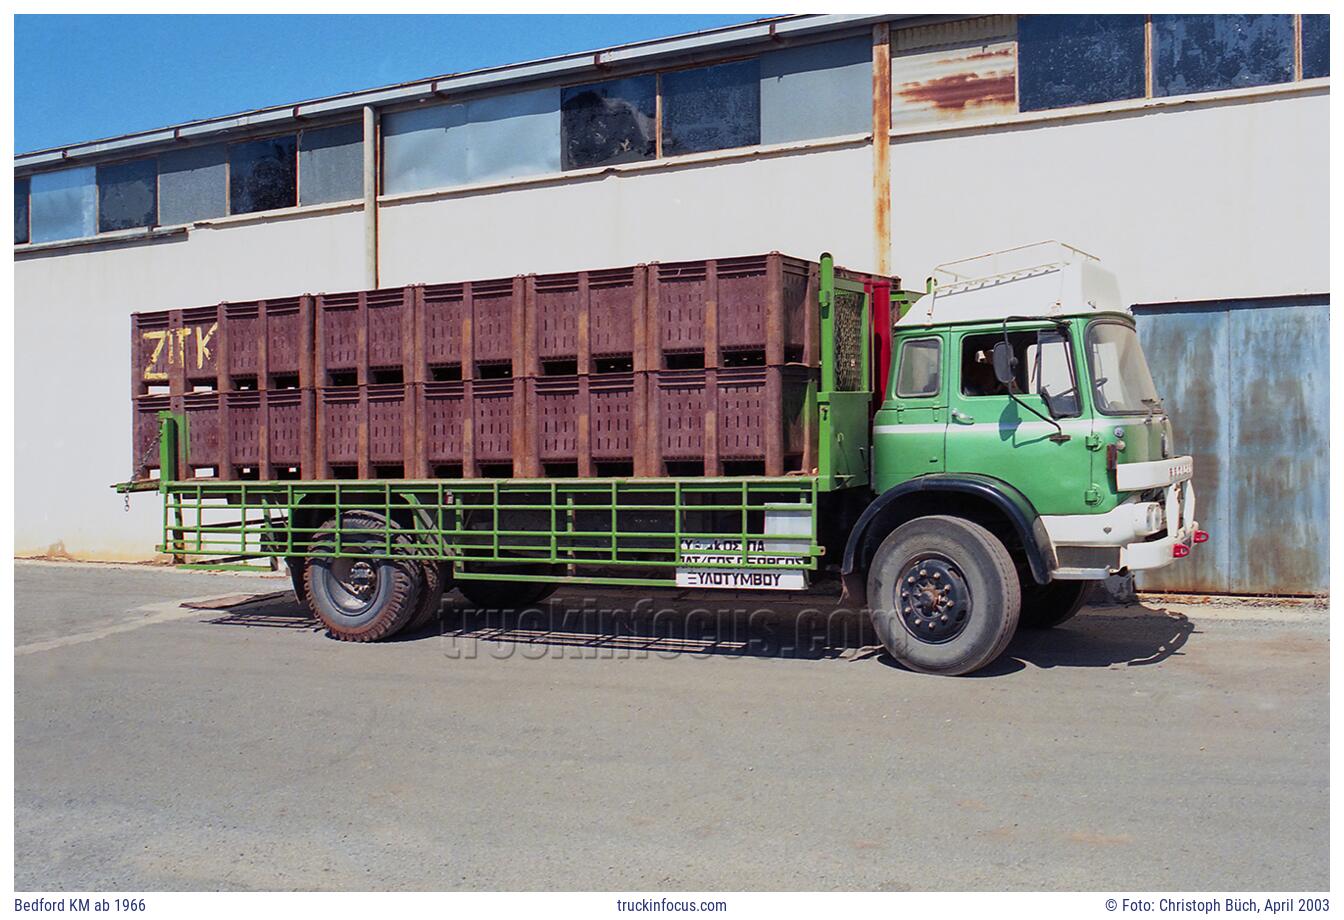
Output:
[[138, 472, 822, 588]]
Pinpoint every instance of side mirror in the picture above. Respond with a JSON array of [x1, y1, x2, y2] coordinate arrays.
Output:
[[991, 341, 1016, 386]]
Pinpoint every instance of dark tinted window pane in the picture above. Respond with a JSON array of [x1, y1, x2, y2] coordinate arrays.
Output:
[[159, 144, 227, 224], [561, 76, 656, 170], [1302, 14, 1330, 79], [662, 59, 761, 156], [1018, 15, 1145, 111], [15, 177, 29, 244], [1153, 14, 1294, 96], [97, 158, 157, 232], [299, 122, 363, 205], [229, 135, 297, 214]]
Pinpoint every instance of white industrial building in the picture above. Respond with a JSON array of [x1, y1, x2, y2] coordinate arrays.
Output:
[[14, 13, 1330, 594]]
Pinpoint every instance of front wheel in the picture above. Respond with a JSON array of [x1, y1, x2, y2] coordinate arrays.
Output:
[[1019, 579, 1094, 629], [865, 515, 1021, 676]]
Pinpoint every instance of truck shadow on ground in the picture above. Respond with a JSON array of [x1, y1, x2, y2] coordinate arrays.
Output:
[[205, 588, 1196, 675]]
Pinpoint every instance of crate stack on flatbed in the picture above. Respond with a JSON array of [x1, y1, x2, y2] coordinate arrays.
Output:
[[131, 252, 871, 483]]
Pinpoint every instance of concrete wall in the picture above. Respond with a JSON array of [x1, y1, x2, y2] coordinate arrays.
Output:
[[887, 89, 1329, 305], [14, 209, 365, 559], [379, 142, 876, 284], [13, 89, 1329, 561]]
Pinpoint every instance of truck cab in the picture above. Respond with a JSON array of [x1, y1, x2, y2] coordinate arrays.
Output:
[[846, 242, 1201, 672]]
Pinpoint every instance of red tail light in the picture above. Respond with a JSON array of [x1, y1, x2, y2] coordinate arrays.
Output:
[[1193, 530, 1209, 544], [1173, 544, 1190, 558]]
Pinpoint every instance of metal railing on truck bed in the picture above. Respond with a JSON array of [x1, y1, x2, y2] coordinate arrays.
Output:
[[152, 476, 822, 590]]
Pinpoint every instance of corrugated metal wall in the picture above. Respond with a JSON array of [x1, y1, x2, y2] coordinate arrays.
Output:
[[1133, 297, 1330, 595]]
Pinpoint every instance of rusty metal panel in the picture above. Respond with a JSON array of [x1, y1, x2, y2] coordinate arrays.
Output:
[[1223, 300, 1329, 595], [1131, 305, 1230, 593], [891, 37, 1017, 131], [1134, 298, 1329, 595]]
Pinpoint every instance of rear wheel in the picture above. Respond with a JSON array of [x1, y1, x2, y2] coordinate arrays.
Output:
[[1019, 579, 1093, 629], [404, 560, 446, 632], [304, 512, 421, 642], [865, 515, 1020, 676]]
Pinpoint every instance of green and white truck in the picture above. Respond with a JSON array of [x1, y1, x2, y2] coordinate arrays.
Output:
[[120, 242, 1203, 676]]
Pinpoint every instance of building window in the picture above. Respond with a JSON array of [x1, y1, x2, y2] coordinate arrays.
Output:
[[1017, 15, 1146, 111], [29, 165, 96, 243], [159, 144, 227, 225], [1302, 14, 1330, 80], [760, 37, 871, 144], [15, 177, 29, 245], [382, 104, 469, 195], [560, 75, 657, 170], [464, 88, 561, 184], [661, 59, 761, 156], [1152, 14, 1295, 97], [97, 158, 157, 233], [384, 88, 561, 194], [298, 122, 363, 206], [228, 135, 297, 214]]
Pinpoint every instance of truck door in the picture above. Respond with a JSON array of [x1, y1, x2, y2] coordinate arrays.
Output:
[[817, 265, 872, 491], [943, 327, 1094, 514], [870, 333, 947, 492]]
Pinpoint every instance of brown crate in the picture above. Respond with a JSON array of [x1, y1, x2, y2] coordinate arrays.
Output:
[[472, 378, 525, 474], [525, 266, 648, 375], [647, 253, 830, 369], [315, 287, 415, 386], [647, 366, 816, 476], [182, 391, 224, 477], [316, 383, 418, 479], [131, 296, 314, 396], [416, 277, 527, 380], [521, 372, 645, 476], [132, 394, 172, 480], [264, 388, 314, 476]]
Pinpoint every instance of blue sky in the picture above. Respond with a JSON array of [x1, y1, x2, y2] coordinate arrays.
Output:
[[14, 14, 762, 153]]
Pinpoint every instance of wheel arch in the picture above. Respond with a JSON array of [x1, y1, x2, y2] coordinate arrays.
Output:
[[283, 491, 436, 556], [841, 475, 1056, 604]]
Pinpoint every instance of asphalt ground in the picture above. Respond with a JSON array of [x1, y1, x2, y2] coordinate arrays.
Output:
[[13, 560, 1329, 891]]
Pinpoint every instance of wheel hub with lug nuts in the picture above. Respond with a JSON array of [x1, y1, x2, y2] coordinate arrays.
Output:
[[897, 557, 970, 643], [338, 560, 378, 600]]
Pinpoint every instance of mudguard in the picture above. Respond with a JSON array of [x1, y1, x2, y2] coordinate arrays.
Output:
[[841, 474, 1056, 604]]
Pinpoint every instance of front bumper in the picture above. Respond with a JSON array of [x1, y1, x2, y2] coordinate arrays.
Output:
[[1041, 464, 1199, 579]]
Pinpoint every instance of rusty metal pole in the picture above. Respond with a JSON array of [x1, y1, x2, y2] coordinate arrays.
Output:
[[363, 105, 379, 289], [872, 22, 893, 278]]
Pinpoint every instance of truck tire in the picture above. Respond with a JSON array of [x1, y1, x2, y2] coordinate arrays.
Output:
[[404, 560, 446, 633], [1019, 579, 1094, 629], [457, 579, 558, 611], [865, 515, 1021, 676], [304, 512, 421, 642]]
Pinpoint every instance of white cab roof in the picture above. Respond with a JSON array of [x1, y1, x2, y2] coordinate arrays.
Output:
[[897, 241, 1128, 327]]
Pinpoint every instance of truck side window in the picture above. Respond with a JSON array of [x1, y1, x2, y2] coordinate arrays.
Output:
[[895, 337, 941, 398], [960, 330, 1080, 416]]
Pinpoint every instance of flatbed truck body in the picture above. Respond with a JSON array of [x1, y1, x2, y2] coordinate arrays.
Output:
[[121, 243, 1203, 674]]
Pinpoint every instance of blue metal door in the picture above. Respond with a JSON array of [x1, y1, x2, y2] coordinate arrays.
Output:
[[1133, 297, 1329, 595]]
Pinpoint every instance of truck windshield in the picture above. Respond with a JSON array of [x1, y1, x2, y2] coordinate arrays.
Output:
[[1086, 322, 1160, 415]]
